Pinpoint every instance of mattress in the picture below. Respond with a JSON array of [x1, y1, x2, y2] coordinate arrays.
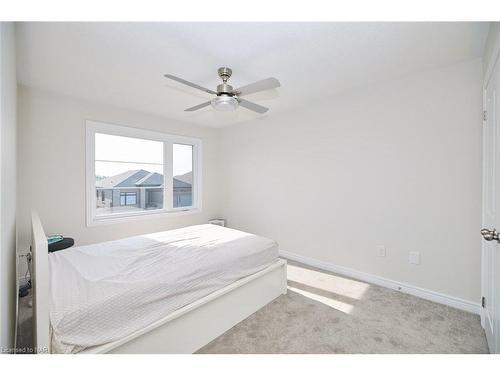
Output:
[[48, 224, 279, 353]]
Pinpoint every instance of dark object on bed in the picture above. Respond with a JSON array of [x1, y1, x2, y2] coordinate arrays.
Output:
[[19, 283, 31, 298], [48, 237, 74, 252]]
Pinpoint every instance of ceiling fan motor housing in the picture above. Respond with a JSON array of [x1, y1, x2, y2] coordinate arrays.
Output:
[[217, 83, 234, 95]]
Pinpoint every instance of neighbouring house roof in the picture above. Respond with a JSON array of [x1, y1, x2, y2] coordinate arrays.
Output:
[[174, 171, 193, 185], [173, 178, 191, 189], [116, 170, 156, 188], [96, 169, 142, 189], [96, 169, 191, 189], [133, 172, 164, 187]]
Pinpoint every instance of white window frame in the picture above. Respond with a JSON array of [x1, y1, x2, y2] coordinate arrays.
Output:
[[86, 120, 202, 226]]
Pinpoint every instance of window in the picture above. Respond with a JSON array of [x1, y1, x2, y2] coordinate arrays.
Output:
[[86, 121, 202, 225], [120, 192, 137, 206]]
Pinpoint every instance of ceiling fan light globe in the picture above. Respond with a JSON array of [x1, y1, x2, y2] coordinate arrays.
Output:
[[211, 96, 239, 112]]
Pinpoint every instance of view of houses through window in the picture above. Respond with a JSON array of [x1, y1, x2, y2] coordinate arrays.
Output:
[[95, 133, 193, 216], [173, 143, 193, 208]]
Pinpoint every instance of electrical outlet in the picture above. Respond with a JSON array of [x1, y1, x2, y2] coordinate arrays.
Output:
[[409, 251, 420, 265], [376, 245, 386, 257]]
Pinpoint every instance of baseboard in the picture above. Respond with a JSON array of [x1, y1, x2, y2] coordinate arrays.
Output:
[[280, 250, 482, 316]]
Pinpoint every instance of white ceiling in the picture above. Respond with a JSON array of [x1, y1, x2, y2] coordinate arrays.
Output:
[[16, 22, 489, 128]]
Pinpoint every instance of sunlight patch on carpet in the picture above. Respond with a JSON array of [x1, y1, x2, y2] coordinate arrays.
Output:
[[287, 264, 370, 300]]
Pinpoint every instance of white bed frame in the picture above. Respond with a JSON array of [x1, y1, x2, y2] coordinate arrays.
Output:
[[31, 212, 287, 354]]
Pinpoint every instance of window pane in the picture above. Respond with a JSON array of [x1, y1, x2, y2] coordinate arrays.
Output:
[[173, 144, 193, 208], [119, 192, 138, 206], [127, 193, 137, 205], [95, 135, 164, 216]]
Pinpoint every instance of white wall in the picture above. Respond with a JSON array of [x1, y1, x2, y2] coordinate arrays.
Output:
[[0, 22, 17, 351], [218, 59, 483, 303], [17, 86, 222, 276]]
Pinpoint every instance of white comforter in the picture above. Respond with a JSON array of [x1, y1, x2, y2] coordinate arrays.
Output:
[[48, 224, 278, 353]]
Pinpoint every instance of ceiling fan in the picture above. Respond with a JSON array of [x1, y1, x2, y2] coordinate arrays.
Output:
[[164, 67, 280, 114]]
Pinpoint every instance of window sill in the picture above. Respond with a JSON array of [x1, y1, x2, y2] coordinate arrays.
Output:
[[87, 207, 201, 227]]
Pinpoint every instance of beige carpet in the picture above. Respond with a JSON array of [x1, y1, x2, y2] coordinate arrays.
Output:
[[197, 261, 488, 354], [17, 260, 488, 354]]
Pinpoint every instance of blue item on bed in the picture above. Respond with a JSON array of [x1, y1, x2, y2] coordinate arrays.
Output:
[[47, 235, 64, 245]]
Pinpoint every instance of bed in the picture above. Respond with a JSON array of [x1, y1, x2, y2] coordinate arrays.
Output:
[[31, 212, 287, 354]]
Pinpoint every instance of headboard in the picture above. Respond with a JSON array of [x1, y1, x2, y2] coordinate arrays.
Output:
[[31, 211, 50, 353]]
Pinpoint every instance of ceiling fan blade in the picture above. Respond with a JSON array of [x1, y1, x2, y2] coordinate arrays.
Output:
[[184, 101, 212, 112], [234, 77, 280, 97], [238, 99, 269, 114], [164, 74, 217, 95]]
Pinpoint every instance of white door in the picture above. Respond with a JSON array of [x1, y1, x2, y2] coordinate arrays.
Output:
[[482, 56, 500, 354]]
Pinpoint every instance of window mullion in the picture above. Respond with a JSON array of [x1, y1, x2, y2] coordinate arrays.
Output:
[[164, 140, 173, 211]]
